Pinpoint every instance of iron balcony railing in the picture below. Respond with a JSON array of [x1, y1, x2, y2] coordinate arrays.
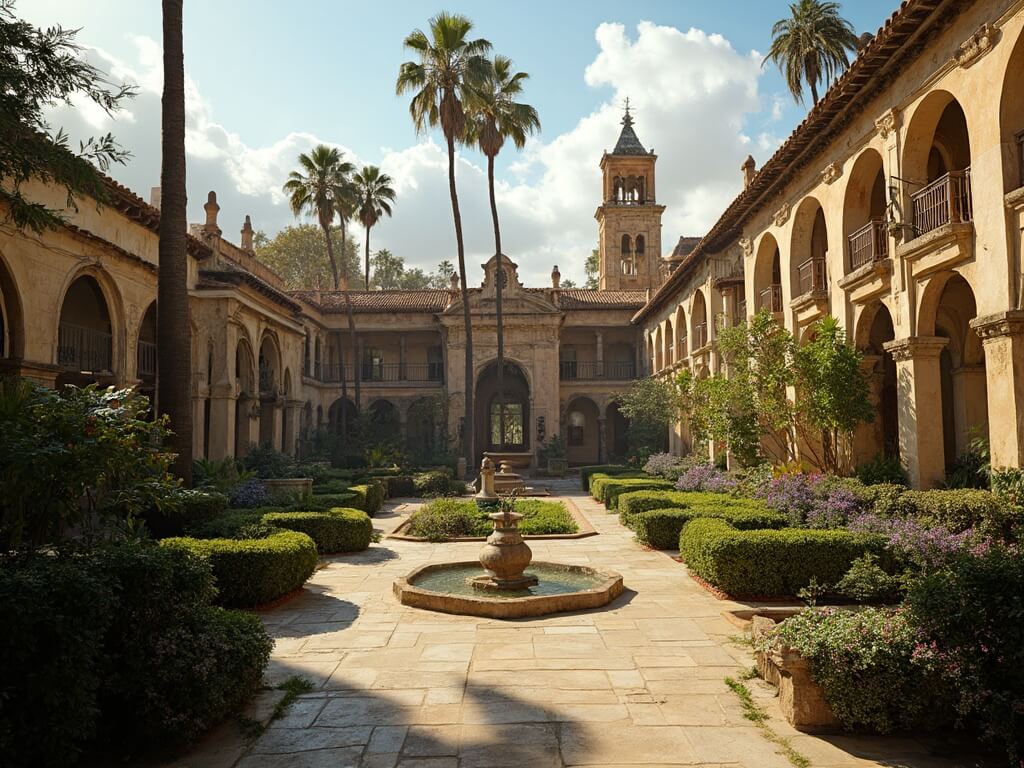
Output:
[[677, 335, 688, 359], [797, 257, 827, 296], [848, 219, 889, 271], [759, 284, 783, 313], [319, 362, 443, 384], [693, 321, 708, 350], [137, 340, 156, 378], [911, 168, 972, 237], [559, 360, 638, 381], [58, 322, 112, 373]]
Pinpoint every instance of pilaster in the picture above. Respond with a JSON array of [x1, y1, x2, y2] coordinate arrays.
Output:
[[971, 311, 1024, 468]]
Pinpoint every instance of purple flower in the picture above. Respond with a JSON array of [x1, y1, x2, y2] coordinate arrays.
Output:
[[847, 511, 987, 566], [674, 463, 737, 493]]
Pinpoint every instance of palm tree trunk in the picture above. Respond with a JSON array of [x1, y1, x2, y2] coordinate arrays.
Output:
[[364, 225, 371, 291], [323, 218, 341, 291], [323, 223, 349, 437], [340, 216, 361, 413], [158, 0, 192, 484], [447, 131, 474, 468], [487, 153, 505, 451]]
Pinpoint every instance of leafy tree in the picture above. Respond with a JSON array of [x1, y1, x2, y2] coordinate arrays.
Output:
[[430, 259, 457, 288], [159, 0, 191, 483], [253, 225, 361, 291], [614, 376, 674, 463], [560, 277, 577, 288], [584, 249, 600, 289], [677, 368, 761, 467], [763, 0, 858, 105], [397, 12, 491, 464], [466, 54, 540, 450], [0, 0, 135, 233], [399, 268, 432, 289], [370, 249, 432, 290], [353, 165, 396, 291]]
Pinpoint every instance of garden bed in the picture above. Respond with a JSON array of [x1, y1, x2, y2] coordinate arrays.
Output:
[[389, 498, 592, 541]]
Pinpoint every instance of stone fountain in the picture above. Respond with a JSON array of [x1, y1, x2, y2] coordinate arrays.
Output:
[[472, 494, 539, 591]]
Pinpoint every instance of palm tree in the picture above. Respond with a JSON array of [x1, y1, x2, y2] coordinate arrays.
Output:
[[763, 0, 858, 105], [158, 0, 191, 483], [283, 146, 358, 433], [334, 187, 361, 418], [397, 12, 491, 468], [466, 55, 539, 450], [353, 166, 396, 292]]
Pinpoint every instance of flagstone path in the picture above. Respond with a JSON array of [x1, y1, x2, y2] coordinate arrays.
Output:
[[228, 479, 987, 768]]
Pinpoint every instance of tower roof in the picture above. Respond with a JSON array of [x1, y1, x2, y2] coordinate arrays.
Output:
[[611, 101, 648, 156]]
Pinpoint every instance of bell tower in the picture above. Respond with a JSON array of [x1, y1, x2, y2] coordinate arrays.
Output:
[[595, 101, 665, 291]]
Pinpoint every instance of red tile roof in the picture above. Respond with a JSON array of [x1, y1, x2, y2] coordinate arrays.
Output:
[[291, 289, 452, 314], [559, 289, 647, 310]]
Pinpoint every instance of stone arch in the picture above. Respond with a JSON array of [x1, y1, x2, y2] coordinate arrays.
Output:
[[368, 398, 401, 444], [635, 234, 646, 255], [1000, 26, 1024, 192], [674, 304, 688, 358], [56, 271, 121, 381], [842, 148, 889, 271], [605, 401, 630, 461], [0, 251, 24, 360], [855, 301, 899, 461], [565, 395, 601, 465], [234, 338, 257, 457], [753, 232, 782, 312], [407, 396, 442, 463], [258, 331, 281, 395], [789, 197, 828, 297], [653, 325, 663, 370], [621, 234, 635, 276], [328, 397, 358, 436], [475, 359, 531, 457], [691, 290, 708, 348], [664, 317, 674, 366]]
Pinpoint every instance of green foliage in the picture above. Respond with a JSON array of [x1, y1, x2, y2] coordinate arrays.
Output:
[[346, 482, 385, 514], [241, 444, 297, 479], [0, 0, 135, 234], [679, 518, 887, 597], [630, 503, 786, 550], [991, 467, 1024, 509], [161, 531, 318, 607], [943, 430, 991, 489], [302, 492, 359, 512], [835, 553, 902, 603], [537, 434, 567, 461], [262, 508, 372, 554], [677, 367, 761, 467], [405, 498, 577, 541], [766, 608, 948, 734], [313, 478, 352, 495], [193, 457, 254, 494], [369, 249, 432, 290], [895, 488, 1016, 538], [855, 453, 908, 486], [579, 464, 633, 491], [906, 547, 1024, 762], [617, 490, 784, 532], [584, 248, 600, 289], [185, 509, 266, 539], [144, 488, 229, 539], [859, 482, 907, 517], [413, 469, 463, 497], [590, 475, 673, 509], [253, 224, 362, 291], [613, 377, 675, 462], [0, 380, 178, 550]]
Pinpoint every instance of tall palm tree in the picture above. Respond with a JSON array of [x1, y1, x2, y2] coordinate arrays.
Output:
[[353, 165, 396, 292], [334, 188, 361, 418], [397, 12, 491, 468], [466, 55, 540, 450], [284, 146, 358, 433], [764, 0, 858, 105], [158, 0, 191, 483]]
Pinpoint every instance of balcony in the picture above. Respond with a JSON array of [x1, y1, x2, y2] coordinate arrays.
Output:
[[848, 219, 888, 271], [137, 340, 156, 378], [58, 322, 112, 373], [677, 335, 688, 359], [758, 284, 783, 313], [559, 360, 637, 381], [692, 322, 708, 351], [319, 362, 444, 385], [911, 168, 972, 237], [796, 257, 827, 297]]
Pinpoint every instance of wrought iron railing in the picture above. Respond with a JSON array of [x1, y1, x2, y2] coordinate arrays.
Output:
[[847, 219, 889, 271], [693, 321, 708, 350], [319, 362, 443, 384], [58, 322, 112, 373], [759, 284, 783, 313], [137, 340, 156, 378], [797, 257, 827, 296], [677, 335, 688, 359], [911, 168, 972, 237], [559, 360, 637, 381]]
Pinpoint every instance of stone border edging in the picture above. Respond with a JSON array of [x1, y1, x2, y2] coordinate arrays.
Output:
[[385, 496, 597, 541]]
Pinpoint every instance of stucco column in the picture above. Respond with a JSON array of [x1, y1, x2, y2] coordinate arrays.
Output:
[[399, 337, 407, 380], [883, 336, 948, 489], [206, 385, 236, 461], [951, 365, 987, 457], [192, 393, 206, 460], [284, 398, 302, 456], [597, 418, 607, 464], [971, 311, 1024, 469], [595, 331, 604, 377]]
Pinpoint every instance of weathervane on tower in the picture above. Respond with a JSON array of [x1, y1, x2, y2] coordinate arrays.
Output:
[[622, 96, 633, 126]]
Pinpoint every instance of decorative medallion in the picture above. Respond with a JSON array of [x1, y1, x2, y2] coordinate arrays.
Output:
[[956, 23, 999, 68], [874, 108, 898, 140], [821, 162, 841, 184], [739, 237, 753, 258], [773, 202, 790, 227]]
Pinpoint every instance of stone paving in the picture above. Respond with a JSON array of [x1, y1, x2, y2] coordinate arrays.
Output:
[[235, 480, 987, 768]]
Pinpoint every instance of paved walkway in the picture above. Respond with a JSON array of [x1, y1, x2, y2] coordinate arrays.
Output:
[[237, 480, 986, 768]]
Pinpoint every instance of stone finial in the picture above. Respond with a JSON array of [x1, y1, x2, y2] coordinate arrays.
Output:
[[203, 191, 221, 235], [241, 215, 254, 252], [150, 186, 162, 209], [742, 155, 756, 188], [449, 272, 460, 291], [551, 265, 561, 289]]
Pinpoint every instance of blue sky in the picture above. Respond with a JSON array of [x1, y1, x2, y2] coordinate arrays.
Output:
[[24, 1, 898, 285]]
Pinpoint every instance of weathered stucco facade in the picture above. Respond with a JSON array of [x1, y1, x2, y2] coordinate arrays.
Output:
[[637, 0, 1024, 488]]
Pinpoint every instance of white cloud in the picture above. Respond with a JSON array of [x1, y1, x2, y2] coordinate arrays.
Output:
[[48, 22, 779, 287]]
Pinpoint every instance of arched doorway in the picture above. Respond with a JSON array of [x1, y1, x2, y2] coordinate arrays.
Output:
[[0, 255, 23, 363], [1000, 29, 1024, 192], [790, 199, 828, 298], [753, 234, 782, 314], [329, 397, 357, 436], [843, 149, 889, 271], [137, 301, 157, 412], [606, 401, 630, 461], [407, 396, 441, 464], [565, 397, 600, 465], [234, 339, 256, 457], [369, 399, 401, 444], [475, 360, 530, 458], [691, 290, 708, 349], [855, 302, 898, 464], [56, 275, 114, 384], [258, 335, 280, 448]]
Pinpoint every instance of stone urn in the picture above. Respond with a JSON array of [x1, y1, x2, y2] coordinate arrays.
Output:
[[473, 503, 538, 591]]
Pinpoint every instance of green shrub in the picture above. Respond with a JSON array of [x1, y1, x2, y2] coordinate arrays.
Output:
[[240, 444, 296, 479], [679, 518, 887, 597], [860, 482, 907, 517], [855, 453, 909, 486], [161, 531, 318, 607], [346, 482, 385, 514], [835, 553, 902, 603], [618, 490, 784, 531], [895, 488, 1017, 537], [630, 503, 786, 550], [380, 475, 415, 497], [312, 478, 351, 495], [580, 464, 633, 491], [766, 607, 949, 734], [413, 469, 461, 497], [307, 465, 354, 485], [591, 475, 672, 509], [262, 508, 372, 553], [405, 498, 577, 541], [144, 488, 229, 539], [185, 509, 266, 539], [297, 492, 356, 512]]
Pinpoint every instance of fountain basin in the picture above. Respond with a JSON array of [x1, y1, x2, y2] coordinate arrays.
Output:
[[394, 561, 624, 619]]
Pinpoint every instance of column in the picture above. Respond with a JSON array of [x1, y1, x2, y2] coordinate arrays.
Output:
[[192, 392, 206, 460], [971, 311, 1024, 469], [595, 331, 604, 377], [883, 336, 948, 489], [951, 365, 987, 457], [597, 417, 607, 464], [399, 336, 407, 381], [851, 355, 884, 469], [206, 385, 236, 461], [285, 399, 303, 456]]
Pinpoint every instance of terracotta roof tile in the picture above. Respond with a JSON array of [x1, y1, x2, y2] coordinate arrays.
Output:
[[291, 289, 451, 314], [559, 289, 647, 310]]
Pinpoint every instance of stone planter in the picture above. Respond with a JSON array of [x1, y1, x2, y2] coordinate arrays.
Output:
[[546, 458, 568, 477], [751, 615, 841, 732], [261, 477, 312, 501]]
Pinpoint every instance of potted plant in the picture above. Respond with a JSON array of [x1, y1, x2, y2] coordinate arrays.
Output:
[[539, 434, 567, 477]]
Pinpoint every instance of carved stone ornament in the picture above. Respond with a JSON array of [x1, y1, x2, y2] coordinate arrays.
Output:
[[874, 108, 898, 140], [882, 336, 947, 362], [821, 162, 841, 184], [970, 310, 1024, 340], [956, 23, 999, 68], [739, 237, 753, 258], [773, 203, 790, 227]]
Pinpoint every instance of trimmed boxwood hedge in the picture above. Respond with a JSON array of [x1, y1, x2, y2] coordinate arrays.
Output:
[[678, 518, 887, 598], [580, 464, 634, 491], [346, 482, 385, 515], [161, 530, 318, 607], [312, 478, 351, 495], [623, 495, 786, 549], [894, 488, 1018, 537], [262, 508, 372, 554], [618, 490, 784, 530], [590, 475, 672, 509]]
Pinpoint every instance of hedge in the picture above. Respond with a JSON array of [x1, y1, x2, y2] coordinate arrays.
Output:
[[262, 508, 372, 554], [894, 489, 1019, 537], [623, 496, 786, 550], [413, 469, 463, 497], [345, 482, 385, 515], [679, 518, 888, 598], [590, 474, 672, 509], [161, 530, 318, 607], [618, 490, 784, 531], [580, 464, 634, 491], [312, 478, 351, 495], [145, 488, 229, 538]]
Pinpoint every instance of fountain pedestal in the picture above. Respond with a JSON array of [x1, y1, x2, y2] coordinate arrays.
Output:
[[472, 506, 538, 591]]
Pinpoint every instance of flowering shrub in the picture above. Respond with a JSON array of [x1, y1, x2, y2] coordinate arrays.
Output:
[[765, 607, 950, 733], [752, 473, 863, 529], [642, 452, 684, 480], [674, 463, 737, 493], [847, 512, 988, 568], [229, 478, 270, 509]]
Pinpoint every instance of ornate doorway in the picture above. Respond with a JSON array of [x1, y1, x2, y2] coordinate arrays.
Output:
[[475, 360, 530, 458]]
